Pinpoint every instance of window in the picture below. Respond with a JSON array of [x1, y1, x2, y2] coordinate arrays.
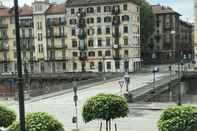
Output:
[[72, 29, 76, 36], [88, 51, 95, 57], [90, 62, 95, 69], [106, 27, 110, 34], [98, 39, 102, 47], [71, 8, 75, 14], [38, 33, 43, 41], [104, 6, 111, 12], [104, 17, 111, 23], [37, 22, 42, 30], [122, 15, 129, 21], [88, 39, 94, 47], [73, 52, 78, 57], [98, 51, 102, 57], [97, 6, 101, 13], [70, 19, 76, 25], [124, 37, 128, 45], [97, 17, 101, 23], [115, 61, 120, 69], [123, 26, 128, 33], [87, 28, 94, 35], [72, 40, 77, 47], [87, 7, 94, 13], [123, 4, 127, 11], [29, 29, 33, 37], [124, 50, 129, 56], [22, 29, 25, 38], [105, 50, 111, 56], [63, 62, 66, 70], [87, 18, 94, 24], [97, 28, 102, 35], [73, 62, 77, 70], [107, 62, 111, 69], [106, 37, 111, 46]]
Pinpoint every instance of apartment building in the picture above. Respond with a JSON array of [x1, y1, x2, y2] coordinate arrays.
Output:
[[65, 0, 141, 72], [143, 5, 193, 64], [0, 0, 141, 73]]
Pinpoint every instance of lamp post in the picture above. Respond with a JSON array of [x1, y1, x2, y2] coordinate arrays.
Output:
[[152, 52, 156, 93], [14, 0, 25, 130], [102, 55, 106, 81], [72, 80, 78, 130]]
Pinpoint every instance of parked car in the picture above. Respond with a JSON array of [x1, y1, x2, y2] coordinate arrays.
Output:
[[1, 72, 13, 75]]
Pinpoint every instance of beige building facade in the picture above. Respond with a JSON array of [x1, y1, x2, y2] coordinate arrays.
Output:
[[0, 0, 141, 73]]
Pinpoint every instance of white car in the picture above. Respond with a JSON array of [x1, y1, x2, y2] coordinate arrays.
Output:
[[1, 72, 13, 75]]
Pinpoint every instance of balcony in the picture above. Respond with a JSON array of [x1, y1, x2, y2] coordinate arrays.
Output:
[[19, 22, 33, 27], [0, 45, 8, 52], [112, 7, 120, 15], [112, 17, 120, 26], [79, 52, 87, 61], [47, 20, 66, 27], [113, 44, 121, 49], [47, 44, 67, 50], [112, 32, 121, 37], [0, 23, 8, 28], [113, 54, 121, 60], [78, 31, 86, 39], [0, 35, 8, 40]]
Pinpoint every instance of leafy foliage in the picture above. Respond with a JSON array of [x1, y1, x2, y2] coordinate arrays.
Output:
[[8, 112, 64, 131], [0, 103, 16, 128], [158, 105, 197, 131], [82, 93, 129, 123], [140, 0, 155, 46]]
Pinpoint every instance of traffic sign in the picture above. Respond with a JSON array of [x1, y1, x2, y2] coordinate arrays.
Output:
[[118, 80, 124, 88]]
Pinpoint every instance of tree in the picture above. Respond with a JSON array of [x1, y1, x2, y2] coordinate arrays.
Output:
[[82, 93, 129, 131], [0, 103, 16, 128], [140, 0, 156, 56], [158, 105, 197, 131], [7, 112, 64, 131]]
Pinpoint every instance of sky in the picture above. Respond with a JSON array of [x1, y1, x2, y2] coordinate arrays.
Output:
[[1, 0, 194, 22]]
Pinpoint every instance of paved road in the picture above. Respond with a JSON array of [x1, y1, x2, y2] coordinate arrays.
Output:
[[6, 72, 170, 131]]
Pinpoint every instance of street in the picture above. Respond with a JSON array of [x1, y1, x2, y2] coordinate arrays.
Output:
[[7, 72, 170, 131]]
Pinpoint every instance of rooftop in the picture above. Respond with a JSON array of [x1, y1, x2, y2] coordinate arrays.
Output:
[[152, 4, 181, 16], [66, 0, 140, 7], [46, 3, 65, 14]]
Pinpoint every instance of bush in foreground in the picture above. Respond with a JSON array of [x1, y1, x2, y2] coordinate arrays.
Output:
[[8, 112, 64, 131], [82, 93, 129, 131], [158, 105, 197, 131], [0, 103, 16, 128]]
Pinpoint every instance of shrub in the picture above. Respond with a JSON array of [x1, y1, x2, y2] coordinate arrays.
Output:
[[8, 112, 64, 131], [0, 103, 16, 128], [158, 105, 197, 131], [82, 93, 129, 131]]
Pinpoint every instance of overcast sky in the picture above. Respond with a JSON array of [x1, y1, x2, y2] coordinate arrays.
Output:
[[1, 0, 194, 22]]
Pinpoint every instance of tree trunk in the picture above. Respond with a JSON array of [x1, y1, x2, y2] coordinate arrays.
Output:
[[100, 122, 102, 131], [109, 119, 111, 131], [106, 120, 108, 131]]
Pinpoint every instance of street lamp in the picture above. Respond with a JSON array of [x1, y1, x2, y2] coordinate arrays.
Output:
[[152, 52, 156, 93], [14, 0, 26, 130], [102, 55, 106, 81], [124, 72, 130, 92], [72, 80, 78, 130]]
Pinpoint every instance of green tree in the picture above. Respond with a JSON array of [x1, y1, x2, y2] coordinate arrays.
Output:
[[140, 0, 156, 54], [8, 112, 64, 131], [0, 103, 16, 128], [158, 105, 197, 131], [82, 93, 129, 131]]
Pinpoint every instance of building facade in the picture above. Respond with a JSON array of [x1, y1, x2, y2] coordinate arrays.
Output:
[[0, 0, 141, 73], [144, 5, 193, 64], [194, 0, 197, 65]]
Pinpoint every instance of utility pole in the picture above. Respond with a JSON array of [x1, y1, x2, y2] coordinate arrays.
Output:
[[14, 0, 26, 130]]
